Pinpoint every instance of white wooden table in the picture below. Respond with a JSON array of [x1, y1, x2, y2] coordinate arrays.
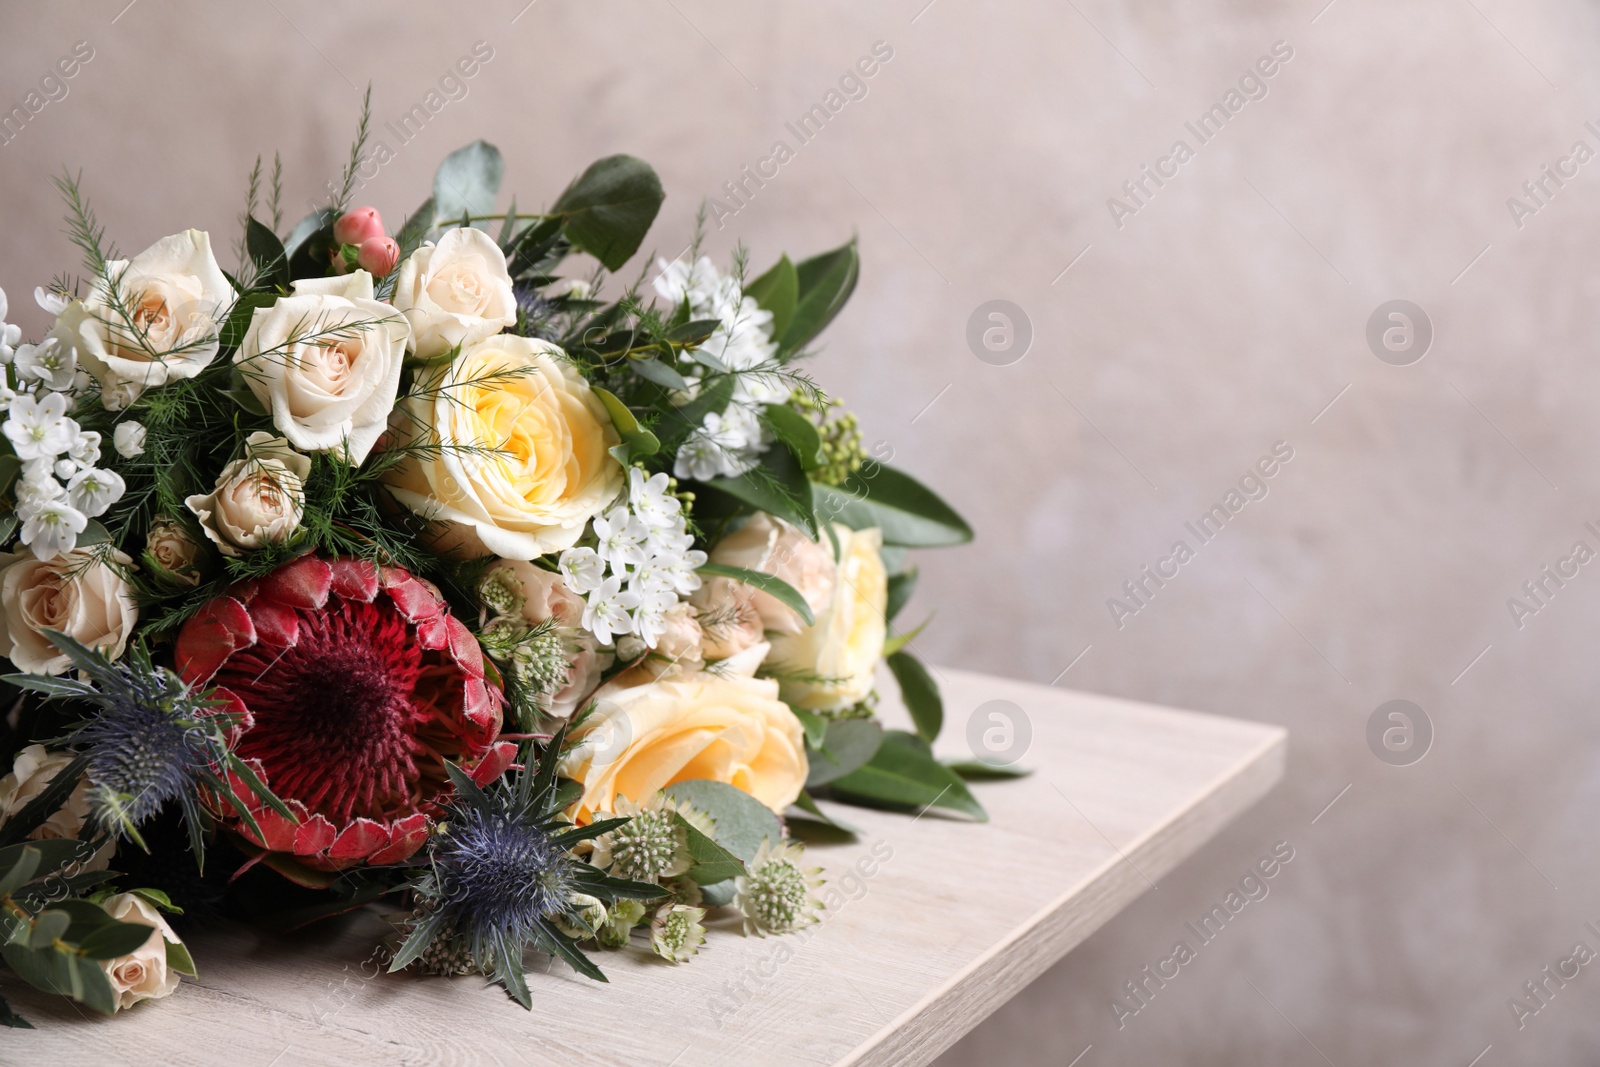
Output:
[[5, 669, 1285, 1066]]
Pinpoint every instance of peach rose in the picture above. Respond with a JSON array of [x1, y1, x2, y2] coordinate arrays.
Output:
[[561, 671, 806, 822], [0, 745, 114, 872], [97, 894, 187, 1010], [184, 432, 309, 556], [690, 576, 766, 660], [0, 548, 136, 675], [384, 334, 623, 559], [708, 513, 835, 636]]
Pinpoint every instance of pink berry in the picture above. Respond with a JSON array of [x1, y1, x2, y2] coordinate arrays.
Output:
[[357, 236, 400, 278], [333, 206, 385, 246]]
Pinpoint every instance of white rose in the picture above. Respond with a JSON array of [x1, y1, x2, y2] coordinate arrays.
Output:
[[97, 894, 186, 1011], [609, 601, 705, 688], [708, 513, 836, 636], [0, 548, 137, 675], [233, 270, 409, 465], [390, 228, 517, 359], [145, 516, 202, 587], [384, 334, 623, 559], [113, 421, 147, 458], [54, 230, 234, 409], [184, 432, 310, 556], [766, 525, 888, 711]]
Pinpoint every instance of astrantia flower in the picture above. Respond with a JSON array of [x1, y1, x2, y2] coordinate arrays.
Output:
[[734, 838, 824, 936], [174, 556, 514, 870], [650, 903, 707, 962], [590, 793, 691, 883]]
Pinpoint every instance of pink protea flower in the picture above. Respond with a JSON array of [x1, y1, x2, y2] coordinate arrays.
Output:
[[174, 556, 513, 872]]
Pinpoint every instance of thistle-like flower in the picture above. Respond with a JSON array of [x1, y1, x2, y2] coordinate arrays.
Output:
[[651, 903, 707, 963], [6, 632, 289, 864], [390, 731, 665, 1008], [734, 839, 824, 937], [590, 793, 692, 884]]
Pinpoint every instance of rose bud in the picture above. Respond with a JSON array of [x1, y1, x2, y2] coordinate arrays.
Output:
[[357, 236, 401, 278], [333, 206, 385, 246]]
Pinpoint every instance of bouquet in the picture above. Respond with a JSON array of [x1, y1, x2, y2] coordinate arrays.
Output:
[[0, 103, 983, 1024]]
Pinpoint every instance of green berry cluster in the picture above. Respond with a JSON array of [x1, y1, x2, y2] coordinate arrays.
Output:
[[790, 390, 866, 487]]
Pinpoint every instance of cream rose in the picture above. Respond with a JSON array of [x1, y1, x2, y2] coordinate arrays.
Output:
[[391, 227, 517, 359], [561, 671, 806, 822], [481, 559, 607, 719], [53, 230, 234, 409], [0, 745, 114, 872], [709, 513, 836, 636], [144, 516, 202, 587], [385, 334, 623, 559], [690, 576, 767, 661], [233, 271, 409, 465], [0, 548, 136, 675], [767, 524, 887, 711], [613, 601, 705, 685], [185, 432, 310, 556], [98, 894, 187, 1010]]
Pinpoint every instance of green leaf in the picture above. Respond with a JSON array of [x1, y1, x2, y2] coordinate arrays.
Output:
[[629, 357, 690, 393], [665, 318, 724, 347], [697, 562, 813, 627], [593, 386, 660, 461], [75, 920, 156, 961], [805, 718, 884, 787], [220, 290, 278, 350], [388, 907, 449, 973], [0, 845, 42, 897], [888, 650, 942, 743], [245, 216, 289, 290], [661, 374, 734, 447], [746, 254, 799, 342], [22, 910, 69, 949], [550, 155, 665, 271], [434, 140, 504, 227], [129, 887, 181, 914], [882, 614, 930, 657], [812, 463, 973, 547], [779, 240, 859, 356], [945, 760, 1032, 780], [828, 730, 986, 821], [791, 706, 827, 749], [0, 513, 15, 548], [164, 937, 196, 977], [704, 445, 817, 538], [886, 564, 919, 623], [0, 454, 23, 494], [699, 879, 736, 907], [675, 814, 745, 886], [661, 780, 782, 862], [76, 519, 111, 548], [763, 403, 823, 471], [394, 197, 436, 257]]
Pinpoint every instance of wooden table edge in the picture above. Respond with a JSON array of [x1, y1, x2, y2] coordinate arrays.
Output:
[[839, 720, 1288, 1067]]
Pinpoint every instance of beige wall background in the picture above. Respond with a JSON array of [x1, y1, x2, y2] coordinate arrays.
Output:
[[6, 1, 1600, 1063]]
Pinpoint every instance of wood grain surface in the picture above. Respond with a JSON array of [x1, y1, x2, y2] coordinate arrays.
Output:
[[2, 668, 1285, 1066]]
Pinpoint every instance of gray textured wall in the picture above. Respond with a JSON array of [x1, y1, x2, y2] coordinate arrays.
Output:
[[5, 1, 1600, 1063]]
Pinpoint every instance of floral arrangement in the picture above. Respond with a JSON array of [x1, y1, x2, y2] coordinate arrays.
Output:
[[0, 107, 985, 1025]]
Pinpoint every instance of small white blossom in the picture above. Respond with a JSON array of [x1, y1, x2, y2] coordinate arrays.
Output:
[[559, 546, 605, 595], [582, 575, 639, 646], [53, 458, 76, 481], [4, 391, 74, 460], [593, 506, 650, 568], [33, 286, 70, 316], [14, 337, 77, 392], [67, 428, 101, 468], [0, 380, 15, 411], [113, 421, 147, 458], [19, 499, 88, 559], [66, 466, 125, 518], [628, 468, 681, 529]]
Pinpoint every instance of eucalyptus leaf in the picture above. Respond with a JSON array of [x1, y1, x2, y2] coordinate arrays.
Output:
[[763, 403, 823, 471], [676, 814, 746, 886], [779, 240, 858, 356], [885, 564, 919, 623], [75, 920, 158, 961], [704, 445, 817, 538], [629, 357, 690, 393], [812, 463, 972, 547], [661, 779, 782, 862], [805, 718, 884, 787], [593, 386, 660, 459], [434, 140, 504, 227], [945, 760, 1032, 780], [828, 730, 986, 821]]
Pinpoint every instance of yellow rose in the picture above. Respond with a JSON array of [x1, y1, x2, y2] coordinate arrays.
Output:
[[767, 525, 887, 711], [561, 672, 806, 822], [384, 334, 623, 559]]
